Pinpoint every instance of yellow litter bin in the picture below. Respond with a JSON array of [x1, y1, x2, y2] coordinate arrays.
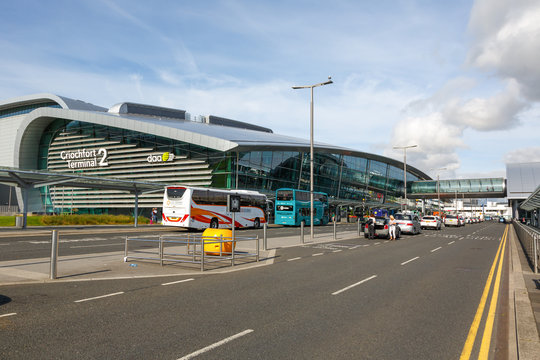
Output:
[[202, 228, 235, 256]]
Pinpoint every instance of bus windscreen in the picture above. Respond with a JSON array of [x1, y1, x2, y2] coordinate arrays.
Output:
[[167, 188, 186, 199], [276, 190, 293, 201]]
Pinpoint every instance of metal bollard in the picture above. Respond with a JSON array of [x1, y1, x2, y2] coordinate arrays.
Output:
[[231, 234, 235, 267], [159, 236, 163, 267], [333, 218, 337, 240], [200, 236, 205, 272], [263, 223, 268, 251], [301, 221, 305, 244], [220, 234, 223, 257], [124, 235, 128, 261], [50, 230, 59, 279], [256, 235, 260, 262], [357, 218, 361, 236]]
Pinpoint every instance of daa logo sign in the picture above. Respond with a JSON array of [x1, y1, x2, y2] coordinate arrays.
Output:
[[147, 152, 176, 163]]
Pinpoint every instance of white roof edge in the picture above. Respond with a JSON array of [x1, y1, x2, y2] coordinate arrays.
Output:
[[21, 107, 238, 152], [0, 93, 106, 112]]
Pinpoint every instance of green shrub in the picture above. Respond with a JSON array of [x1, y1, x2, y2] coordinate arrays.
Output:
[[0, 215, 151, 226]]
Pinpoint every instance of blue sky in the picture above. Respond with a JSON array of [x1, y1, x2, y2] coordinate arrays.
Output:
[[1, 0, 539, 180]]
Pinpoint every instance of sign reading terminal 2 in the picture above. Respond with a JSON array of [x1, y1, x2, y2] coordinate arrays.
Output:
[[60, 148, 108, 169]]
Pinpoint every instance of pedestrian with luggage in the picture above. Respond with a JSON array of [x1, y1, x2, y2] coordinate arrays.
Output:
[[368, 213, 376, 239]]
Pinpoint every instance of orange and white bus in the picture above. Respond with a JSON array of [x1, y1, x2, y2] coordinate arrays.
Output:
[[162, 186, 267, 229]]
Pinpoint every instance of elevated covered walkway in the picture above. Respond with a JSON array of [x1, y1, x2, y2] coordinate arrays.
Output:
[[410, 177, 506, 199]]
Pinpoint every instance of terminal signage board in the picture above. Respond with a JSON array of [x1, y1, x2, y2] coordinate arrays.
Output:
[[59, 148, 177, 169], [60, 148, 109, 169]]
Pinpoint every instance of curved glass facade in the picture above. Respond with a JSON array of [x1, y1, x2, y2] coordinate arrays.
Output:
[[36, 119, 425, 214]]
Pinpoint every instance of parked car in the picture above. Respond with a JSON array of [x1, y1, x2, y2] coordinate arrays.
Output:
[[444, 215, 460, 227], [394, 213, 421, 235], [498, 217, 505, 223], [420, 216, 441, 230], [364, 217, 401, 239], [458, 216, 466, 226]]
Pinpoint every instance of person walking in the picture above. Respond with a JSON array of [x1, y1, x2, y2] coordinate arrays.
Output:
[[151, 208, 157, 225], [367, 213, 376, 239], [389, 215, 397, 240]]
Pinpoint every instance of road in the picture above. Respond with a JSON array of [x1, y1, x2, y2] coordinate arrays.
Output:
[[0, 222, 508, 359]]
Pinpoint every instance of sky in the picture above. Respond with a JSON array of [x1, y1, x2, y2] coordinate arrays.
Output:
[[1, 0, 539, 181]]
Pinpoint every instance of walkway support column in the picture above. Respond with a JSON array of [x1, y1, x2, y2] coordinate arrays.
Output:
[[133, 189, 140, 228], [22, 186, 29, 229]]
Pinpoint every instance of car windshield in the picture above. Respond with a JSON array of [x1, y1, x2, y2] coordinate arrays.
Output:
[[446, 215, 457, 219], [395, 214, 411, 220], [374, 217, 387, 224], [423, 216, 435, 220]]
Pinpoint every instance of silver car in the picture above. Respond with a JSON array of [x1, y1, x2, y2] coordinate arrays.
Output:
[[444, 215, 460, 227], [420, 216, 441, 230], [394, 213, 422, 235]]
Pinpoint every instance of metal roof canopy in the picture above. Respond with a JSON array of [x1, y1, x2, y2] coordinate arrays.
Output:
[[519, 183, 540, 211], [0, 167, 166, 228]]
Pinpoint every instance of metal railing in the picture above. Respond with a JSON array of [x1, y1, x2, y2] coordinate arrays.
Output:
[[513, 222, 539, 274], [0, 205, 20, 214], [124, 233, 259, 271]]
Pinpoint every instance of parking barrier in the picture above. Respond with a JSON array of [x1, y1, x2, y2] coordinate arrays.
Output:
[[124, 233, 259, 272]]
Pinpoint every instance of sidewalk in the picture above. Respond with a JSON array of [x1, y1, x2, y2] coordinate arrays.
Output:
[[0, 228, 360, 285], [509, 225, 540, 359]]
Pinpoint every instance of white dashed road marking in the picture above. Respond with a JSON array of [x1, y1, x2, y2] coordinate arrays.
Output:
[[0, 313, 17, 318], [70, 243, 123, 249], [178, 329, 254, 360], [401, 257, 420, 266], [431, 247, 442, 253], [74, 292, 124, 303], [332, 275, 378, 295], [312, 253, 324, 257], [287, 257, 301, 262], [448, 241, 455, 245], [162, 278, 195, 286]]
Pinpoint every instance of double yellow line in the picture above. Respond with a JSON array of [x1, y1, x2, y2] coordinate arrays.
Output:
[[460, 225, 508, 360]]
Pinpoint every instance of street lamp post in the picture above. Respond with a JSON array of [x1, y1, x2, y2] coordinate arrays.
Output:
[[293, 77, 333, 241], [393, 145, 417, 211], [430, 167, 447, 215]]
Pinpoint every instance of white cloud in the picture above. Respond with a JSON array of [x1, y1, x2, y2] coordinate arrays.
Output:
[[467, 0, 540, 101], [443, 80, 528, 131], [385, 112, 464, 172], [504, 147, 540, 164], [385, 0, 539, 174]]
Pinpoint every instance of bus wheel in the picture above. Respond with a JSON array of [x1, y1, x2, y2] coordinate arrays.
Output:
[[210, 218, 219, 229], [254, 218, 260, 229]]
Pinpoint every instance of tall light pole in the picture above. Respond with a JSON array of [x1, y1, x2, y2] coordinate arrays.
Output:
[[293, 77, 333, 240], [393, 144, 417, 211], [430, 167, 446, 215]]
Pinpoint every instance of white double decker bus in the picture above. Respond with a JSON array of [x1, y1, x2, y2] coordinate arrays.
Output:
[[162, 186, 267, 229]]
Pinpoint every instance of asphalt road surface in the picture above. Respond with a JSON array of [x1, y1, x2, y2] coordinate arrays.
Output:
[[0, 222, 508, 359]]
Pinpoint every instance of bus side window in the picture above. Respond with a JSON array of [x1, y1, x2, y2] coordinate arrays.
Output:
[[193, 190, 209, 204], [216, 192, 227, 206]]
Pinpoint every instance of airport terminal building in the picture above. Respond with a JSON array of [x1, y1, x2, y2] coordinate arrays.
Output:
[[0, 93, 431, 215]]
